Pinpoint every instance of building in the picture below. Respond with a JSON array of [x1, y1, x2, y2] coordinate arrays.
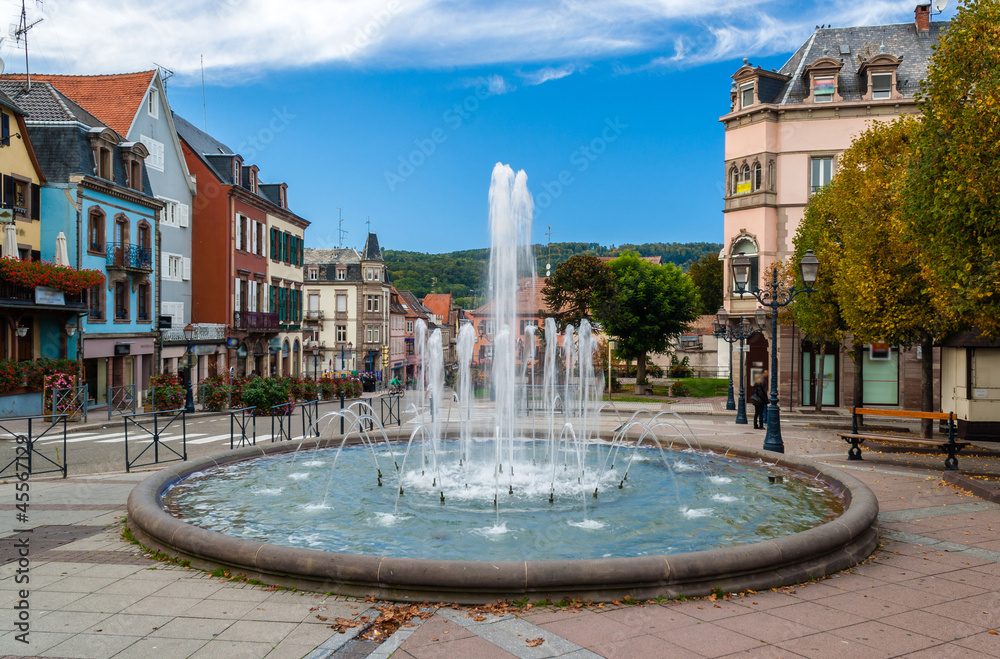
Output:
[[303, 233, 390, 382], [469, 278, 547, 365], [5, 72, 204, 375], [422, 293, 457, 367], [1, 80, 162, 405], [388, 288, 407, 382], [174, 114, 307, 378], [0, 87, 87, 362], [719, 5, 945, 409], [398, 290, 432, 381]]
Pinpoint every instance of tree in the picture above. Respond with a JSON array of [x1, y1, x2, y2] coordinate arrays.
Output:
[[905, 0, 1000, 338], [594, 253, 701, 390], [541, 255, 615, 331], [687, 253, 723, 316]]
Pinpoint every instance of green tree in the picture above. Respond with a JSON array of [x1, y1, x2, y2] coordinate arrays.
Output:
[[541, 255, 615, 331], [905, 0, 1000, 337], [687, 253, 723, 316], [595, 253, 700, 389]]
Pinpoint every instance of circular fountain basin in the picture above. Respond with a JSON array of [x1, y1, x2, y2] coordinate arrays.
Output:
[[127, 438, 878, 603]]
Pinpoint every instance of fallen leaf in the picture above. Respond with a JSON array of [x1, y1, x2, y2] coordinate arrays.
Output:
[[526, 638, 544, 647]]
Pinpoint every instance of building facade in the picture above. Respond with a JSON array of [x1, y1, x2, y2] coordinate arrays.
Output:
[[719, 6, 945, 410]]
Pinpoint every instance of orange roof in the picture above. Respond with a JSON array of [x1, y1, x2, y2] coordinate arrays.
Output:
[[473, 277, 551, 317], [421, 294, 452, 319], [0, 71, 155, 136]]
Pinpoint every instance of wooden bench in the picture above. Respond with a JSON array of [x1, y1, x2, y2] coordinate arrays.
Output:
[[837, 407, 969, 471]]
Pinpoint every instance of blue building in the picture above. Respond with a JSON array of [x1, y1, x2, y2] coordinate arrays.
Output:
[[0, 80, 162, 406]]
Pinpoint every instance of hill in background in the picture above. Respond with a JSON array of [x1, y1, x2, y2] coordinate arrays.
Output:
[[384, 241, 721, 309]]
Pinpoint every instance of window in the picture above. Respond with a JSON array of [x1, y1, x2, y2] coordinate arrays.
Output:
[[114, 280, 129, 321], [88, 283, 105, 321], [161, 301, 183, 326], [238, 215, 247, 251], [729, 167, 738, 195], [336, 325, 347, 342], [137, 283, 150, 322], [164, 254, 183, 280], [336, 294, 347, 312], [406, 341, 414, 356], [95, 146, 113, 180], [871, 73, 892, 100], [406, 320, 413, 333], [863, 346, 899, 405], [139, 135, 165, 172], [810, 157, 834, 193], [366, 295, 380, 313], [159, 198, 178, 227], [308, 267, 318, 281], [734, 164, 751, 195], [147, 88, 159, 118], [813, 76, 835, 103], [336, 268, 346, 281], [88, 208, 105, 254], [767, 161, 775, 191], [740, 82, 754, 109], [752, 162, 762, 191]]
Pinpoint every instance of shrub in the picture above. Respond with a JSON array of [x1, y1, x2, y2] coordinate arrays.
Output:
[[669, 355, 693, 378], [149, 373, 185, 411], [0, 361, 22, 395], [242, 377, 293, 416], [201, 376, 231, 412], [670, 382, 691, 397], [23, 358, 78, 393]]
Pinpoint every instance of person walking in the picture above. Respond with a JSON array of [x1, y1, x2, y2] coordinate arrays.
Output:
[[751, 374, 767, 429]]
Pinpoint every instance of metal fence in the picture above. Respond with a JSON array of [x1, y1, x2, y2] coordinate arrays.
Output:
[[301, 399, 320, 439], [0, 414, 68, 479], [108, 384, 136, 419], [229, 406, 256, 449], [123, 409, 187, 473], [380, 395, 401, 426], [270, 401, 296, 442], [51, 384, 88, 422]]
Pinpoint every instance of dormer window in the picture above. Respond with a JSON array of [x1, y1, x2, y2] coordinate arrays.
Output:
[[871, 73, 892, 100], [308, 267, 319, 281], [859, 54, 902, 102], [233, 159, 241, 186], [740, 82, 754, 109], [813, 76, 835, 103]]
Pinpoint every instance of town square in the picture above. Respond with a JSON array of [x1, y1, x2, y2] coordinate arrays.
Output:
[[1, 1, 999, 657]]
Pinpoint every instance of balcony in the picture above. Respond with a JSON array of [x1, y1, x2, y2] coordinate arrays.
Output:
[[0, 281, 85, 309], [161, 323, 228, 343], [305, 309, 324, 321], [107, 243, 153, 272], [233, 310, 279, 332]]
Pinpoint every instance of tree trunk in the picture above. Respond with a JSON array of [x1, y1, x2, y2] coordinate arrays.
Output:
[[814, 343, 827, 413], [635, 352, 647, 393], [921, 330, 934, 438], [853, 343, 864, 429]]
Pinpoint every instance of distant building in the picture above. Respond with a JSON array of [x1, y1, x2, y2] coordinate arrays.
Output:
[[720, 5, 945, 409]]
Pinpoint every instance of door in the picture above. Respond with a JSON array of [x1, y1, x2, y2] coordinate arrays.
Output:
[[801, 345, 838, 406]]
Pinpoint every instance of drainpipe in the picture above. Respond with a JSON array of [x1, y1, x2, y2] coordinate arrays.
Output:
[[67, 183, 84, 382]]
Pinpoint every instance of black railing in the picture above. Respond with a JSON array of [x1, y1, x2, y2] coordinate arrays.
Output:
[[124, 409, 187, 473], [107, 243, 153, 271], [230, 406, 257, 449], [270, 401, 295, 442], [0, 415, 68, 479], [233, 310, 279, 332], [380, 395, 401, 427], [301, 399, 320, 439]]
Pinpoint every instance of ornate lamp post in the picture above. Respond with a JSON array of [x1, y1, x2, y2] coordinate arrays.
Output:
[[183, 323, 195, 413], [713, 308, 758, 425], [312, 343, 320, 381], [712, 308, 737, 411], [732, 249, 820, 453]]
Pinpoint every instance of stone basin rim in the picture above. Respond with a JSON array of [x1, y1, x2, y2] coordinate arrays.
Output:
[[126, 437, 879, 604]]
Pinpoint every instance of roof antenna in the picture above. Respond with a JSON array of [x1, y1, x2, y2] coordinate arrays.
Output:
[[154, 62, 175, 90], [12, 0, 43, 92], [545, 225, 555, 276], [337, 207, 348, 248]]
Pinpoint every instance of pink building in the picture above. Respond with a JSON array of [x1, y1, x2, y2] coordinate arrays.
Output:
[[720, 4, 945, 410]]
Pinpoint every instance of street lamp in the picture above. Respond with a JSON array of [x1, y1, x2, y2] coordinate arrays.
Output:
[[312, 343, 321, 381], [182, 323, 195, 413], [732, 249, 820, 453], [711, 308, 736, 411], [713, 307, 758, 424], [341, 341, 353, 371]]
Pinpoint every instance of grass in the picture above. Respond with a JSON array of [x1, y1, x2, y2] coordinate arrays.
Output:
[[607, 378, 727, 401]]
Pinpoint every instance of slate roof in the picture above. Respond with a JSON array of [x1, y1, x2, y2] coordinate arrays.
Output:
[[362, 233, 382, 261], [0, 88, 24, 117], [0, 80, 107, 127], [303, 248, 361, 265], [0, 71, 155, 135], [399, 291, 431, 317], [258, 184, 283, 207], [761, 20, 946, 106], [173, 112, 234, 156]]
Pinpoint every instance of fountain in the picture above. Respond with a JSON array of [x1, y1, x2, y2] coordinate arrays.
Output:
[[128, 163, 878, 603]]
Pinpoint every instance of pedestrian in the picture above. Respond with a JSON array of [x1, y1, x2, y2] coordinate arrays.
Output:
[[760, 370, 769, 424], [751, 374, 767, 429]]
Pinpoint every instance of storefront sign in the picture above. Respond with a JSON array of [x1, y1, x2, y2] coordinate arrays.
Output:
[[35, 286, 65, 306], [114, 344, 132, 355]]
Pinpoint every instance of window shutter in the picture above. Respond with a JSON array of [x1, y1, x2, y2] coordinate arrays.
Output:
[[30, 184, 40, 220], [3, 175, 13, 209], [1, 113, 9, 144], [299, 239, 304, 266], [182, 257, 191, 281], [249, 281, 256, 312], [270, 228, 276, 259], [235, 278, 241, 311], [162, 253, 170, 275], [179, 204, 189, 228], [269, 284, 275, 313]]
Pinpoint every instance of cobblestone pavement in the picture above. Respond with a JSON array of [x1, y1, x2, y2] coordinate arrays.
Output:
[[3, 406, 1000, 658]]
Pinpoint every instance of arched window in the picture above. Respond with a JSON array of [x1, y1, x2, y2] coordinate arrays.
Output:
[[752, 162, 762, 191], [767, 160, 775, 191], [731, 238, 759, 294], [88, 207, 106, 254], [729, 167, 738, 195]]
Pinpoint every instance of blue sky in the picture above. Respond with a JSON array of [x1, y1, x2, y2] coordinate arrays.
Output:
[[0, 0, 957, 253]]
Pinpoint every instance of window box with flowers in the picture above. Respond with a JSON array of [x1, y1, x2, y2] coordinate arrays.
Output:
[[0, 258, 105, 297]]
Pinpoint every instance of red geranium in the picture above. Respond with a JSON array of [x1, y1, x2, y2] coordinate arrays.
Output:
[[0, 258, 105, 294]]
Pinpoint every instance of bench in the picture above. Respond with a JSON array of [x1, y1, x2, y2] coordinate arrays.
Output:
[[837, 407, 969, 471]]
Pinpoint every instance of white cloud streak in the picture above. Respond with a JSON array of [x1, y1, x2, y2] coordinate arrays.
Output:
[[1, 0, 930, 83]]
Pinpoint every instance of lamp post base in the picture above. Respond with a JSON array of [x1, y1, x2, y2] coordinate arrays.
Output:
[[735, 395, 748, 425], [762, 405, 783, 453], [726, 382, 736, 411]]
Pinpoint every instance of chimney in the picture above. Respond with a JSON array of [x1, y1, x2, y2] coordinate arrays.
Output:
[[915, 3, 931, 34]]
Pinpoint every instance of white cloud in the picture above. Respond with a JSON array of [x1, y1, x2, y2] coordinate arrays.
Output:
[[0, 0, 935, 83]]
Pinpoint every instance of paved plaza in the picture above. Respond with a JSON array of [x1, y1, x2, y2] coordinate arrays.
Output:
[[3, 401, 1000, 658]]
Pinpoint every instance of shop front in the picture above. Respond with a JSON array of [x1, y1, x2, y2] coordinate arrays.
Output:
[[82, 336, 155, 406]]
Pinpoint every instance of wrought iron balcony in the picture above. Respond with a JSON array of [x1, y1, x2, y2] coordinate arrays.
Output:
[[305, 309, 324, 321], [0, 281, 85, 308], [161, 323, 228, 343], [233, 310, 279, 332], [107, 243, 153, 272]]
